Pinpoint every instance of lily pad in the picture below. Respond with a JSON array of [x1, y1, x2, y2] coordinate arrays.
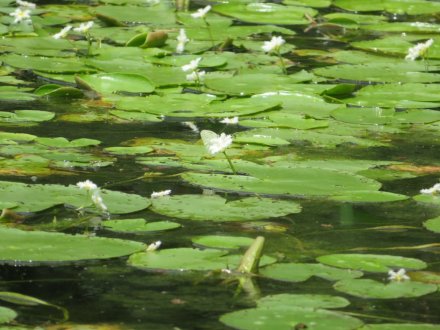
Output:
[[150, 195, 301, 221], [330, 191, 409, 203], [317, 254, 427, 272], [103, 218, 180, 233], [257, 293, 350, 309], [104, 146, 154, 155], [76, 73, 155, 95], [0, 307, 16, 324], [260, 263, 363, 282], [360, 324, 440, 330], [423, 216, 440, 233], [0, 227, 145, 264], [334, 278, 438, 299], [192, 235, 254, 250]]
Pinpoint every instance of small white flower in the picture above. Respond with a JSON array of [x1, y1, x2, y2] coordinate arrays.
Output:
[[204, 132, 233, 155], [420, 183, 440, 195], [186, 70, 205, 81], [182, 121, 199, 133], [9, 8, 31, 24], [262, 36, 285, 53], [74, 21, 94, 33], [388, 268, 410, 282], [405, 39, 434, 61], [53, 25, 72, 39], [182, 57, 202, 72], [191, 5, 211, 19], [76, 180, 98, 191], [176, 28, 189, 54], [146, 240, 162, 251], [151, 189, 172, 198], [16, 0, 36, 9], [220, 117, 239, 125], [91, 191, 108, 212]]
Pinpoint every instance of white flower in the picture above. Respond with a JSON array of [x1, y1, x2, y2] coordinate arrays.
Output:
[[16, 0, 36, 9], [151, 189, 172, 198], [220, 117, 239, 125], [76, 180, 98, 191], [405, 39, 434, 61], [91, 191, 108, 212], [191, 5, 211, 19], [9, 8, 31, 24], [53, 25, 72, 39], [176, 28, 189, 54], [182, 57, 202, 72], [186, 70, 205, 81], [74, 21, 94, 33], [262, 36, 285, 53], [204, 132, 233, 155], [146, 240, 162, 251], [420, 183, 440, 195], [182, 121, 199, 133], [388, 269, 410, 282]]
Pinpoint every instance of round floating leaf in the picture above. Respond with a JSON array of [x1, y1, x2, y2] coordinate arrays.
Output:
[[260, 263, 363, 282], [36, 137, 101, 148], [333, 0, 440, 15], [317, 254, 427, 273], [150, 195, 301, 221], [0, 306, 16, 324], [423, 216, 440, 233], [103, 218, 180, 233], [0, 54, 91, 73], [0, 227, 145, 265], [104, 146, 154, 155], [76, 73, 155, 95], [220, 306, 363, 330], [334, 279, 437, 299], [330, 191, 409, 203], [413, 193, 440, 205], [192, 235, 254, 250], [257, 293, 350, 309], [0, 110, 55, 124]]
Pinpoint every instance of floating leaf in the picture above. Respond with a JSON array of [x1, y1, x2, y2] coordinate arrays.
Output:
[[76, 73, 155, 95], [257, 293, 350, 309], [334, 279, 437, 299], [330, 191, 409, 203], [317, 254, 427, 272], [423, 216, 440, 233], [0, 306, 16, 324], [103, 218, 180, 233], [192, 235, 254, 250], [360, 324, 440, 330], [150, 195, 301, 221], [0, 227, 145, 264], [260, 263, 363, 282]]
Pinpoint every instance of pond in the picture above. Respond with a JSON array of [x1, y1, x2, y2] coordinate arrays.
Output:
[[1, 0, 440, 329]]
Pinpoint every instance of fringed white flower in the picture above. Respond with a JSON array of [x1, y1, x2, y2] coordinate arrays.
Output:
[[186, 70, 205, 81], [91, 191, 108, 212], [388, 269, 410, 282], [146, 241, 162, 251], [151, 189, 172, 198], [220, 117, 239, 125], [182, 57, 202, 72], [176, 28, 189, 54], [76, 180, 98, 191], [74, 21, 94, 33], [9, 8, 31, 23], [420, 183, 440, 195], [182, 121, 200, 133], [191, 5, 211, 19], [262, 36, 285, 53], [16, 0, 36, 9], [204, 132, 233, 155], [405, 39, 434, 61], [53, 25, 72, 39]]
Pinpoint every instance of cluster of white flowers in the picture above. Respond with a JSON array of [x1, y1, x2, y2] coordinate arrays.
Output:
[[405, 39, 434, 61], [205, 132, 233, 155], [151, 189, 172, 198], [146, 240, 162, 252], [182, 121, 200, 133], [182, 57, 206, 82], [220, 117, 239, 125], [176, 28, 190, 54], [262, 36, 285, 53], [53, 25, 72, 39], [420, 183, 440, 195], [9, 0, 36, 24], [191, 5, 211, 19], [76, 180, 108, 214], [388, 268, 410, 282]]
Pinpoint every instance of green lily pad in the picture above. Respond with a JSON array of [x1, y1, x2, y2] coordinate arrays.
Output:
[[0, 307, 16, 324], [192, 235, 254, 250], [220, 306, 363, 330], [104, 146, 154, 155], [103, 218, 181, 233], [423, 216, 440, 233], [128, 247, 276, 271], [330, 191, 409, 203], [76, 73, 155, 95], [0, 227, 145, 264], [0, 110, 54, 124], [36, 137, 101, 148], [360, 324, 440, 330], [0, 54, 91, 73], [413, 193, 440, 205], [334, 278, 438, 299], [257, 293, 350, 309], [333, 0, 440, 15], [317, 254, 427, 273], [150, 195, 301, 221]]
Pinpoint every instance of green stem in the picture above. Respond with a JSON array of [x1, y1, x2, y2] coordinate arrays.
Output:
[[223, 151, 237, 174], [277, 50, 287, 74], [204, 18, 215, 48]]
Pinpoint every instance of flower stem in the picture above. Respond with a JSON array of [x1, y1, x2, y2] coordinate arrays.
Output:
[[277, 50, 287, 74], [203, 18, 215, 48], [223, 151, 237, 174]]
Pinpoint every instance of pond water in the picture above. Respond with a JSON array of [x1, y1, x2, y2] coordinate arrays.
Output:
[[1, 0, 440, 329]]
